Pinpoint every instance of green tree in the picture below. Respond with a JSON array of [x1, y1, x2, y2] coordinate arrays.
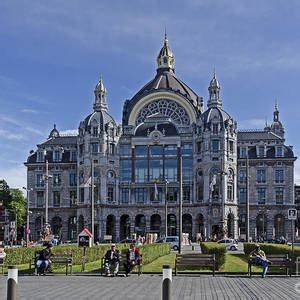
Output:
[[0, 179, 11, 207], [7, 189, 27, 226]]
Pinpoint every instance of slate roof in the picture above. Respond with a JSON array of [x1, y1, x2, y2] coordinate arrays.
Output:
[[38, 135, 77, 146], [237, 130, 282, 141]]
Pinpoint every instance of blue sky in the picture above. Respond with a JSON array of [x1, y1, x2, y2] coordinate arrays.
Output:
[[0, 0, 300, 188]]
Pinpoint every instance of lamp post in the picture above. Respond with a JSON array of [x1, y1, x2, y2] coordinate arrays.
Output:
[[178, 146, 183, 254], [165, 179, 169, 238], [22, 187, 33, 247], [246, 153, 250, 242], [43, 150, 51, 226], [91, 159, 95, 245]]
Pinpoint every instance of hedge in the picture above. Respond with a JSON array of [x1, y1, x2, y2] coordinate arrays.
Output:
[[200, 242, 226, 269], [244, 242, 300, 259], [4, 243, 170, 266]]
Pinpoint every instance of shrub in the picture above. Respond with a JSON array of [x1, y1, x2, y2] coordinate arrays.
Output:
[[200, 242, 226, 269], [4, 243, 170, 266]]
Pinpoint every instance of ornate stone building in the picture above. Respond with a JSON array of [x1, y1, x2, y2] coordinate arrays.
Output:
[[25, 36, 296, 242]]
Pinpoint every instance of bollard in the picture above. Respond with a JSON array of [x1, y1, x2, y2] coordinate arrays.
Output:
[[162, 265, 172, 300], [192, 245, 195, 251], [7, 266, 18, 300]]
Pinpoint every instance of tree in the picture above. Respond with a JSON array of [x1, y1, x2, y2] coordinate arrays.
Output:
[[0, 179, 11, 207], [7, 189, 26, 226]]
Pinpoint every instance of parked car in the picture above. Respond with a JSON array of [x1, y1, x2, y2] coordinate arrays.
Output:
[[156, 236, 179, 251], [217, 238, 238, 251]]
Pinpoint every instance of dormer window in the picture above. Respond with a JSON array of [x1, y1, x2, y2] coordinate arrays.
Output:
[[212, 124, 218, 134], [54, 150, 60, 162], [240, 147, 247, 158], [257, 146, 265, 158], [92, 127, 98, 137], [276, 146, 283, 157], [37, 151, 44, 162]]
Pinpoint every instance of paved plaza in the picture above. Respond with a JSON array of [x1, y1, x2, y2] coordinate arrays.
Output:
[[0, 274, 299, 300]]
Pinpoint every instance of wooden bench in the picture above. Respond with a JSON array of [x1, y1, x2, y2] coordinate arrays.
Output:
[[100, 253, 143, 276], [248, 254, 291, 277], [0, 257, 4, 274], [175, 253, 216, 276], [29, 251, 73, 275]]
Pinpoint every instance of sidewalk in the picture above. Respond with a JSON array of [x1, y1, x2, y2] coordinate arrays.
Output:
[[0, 274, 298, 299]]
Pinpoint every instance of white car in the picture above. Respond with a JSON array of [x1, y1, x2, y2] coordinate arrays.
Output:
[[157, 236, 179, 251], [217, 238, 238, 251]]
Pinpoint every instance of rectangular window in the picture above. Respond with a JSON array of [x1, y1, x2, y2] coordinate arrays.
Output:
[[196, 142, 202, 154], [197, 184, 203, 202], [107, 186, 114, 202], [54, 150, 60, 162], [167, 187, 178, 202], [119, 144, 131, 157], [240, 147, 247, 158], [275, 187, 284, 204], [183, 158, 193, 182], [229, 141, 234, 153], [70, 191, 77, 206], [79, 144, 84, 156], [71, 151, 77, 161], [93, 186, 99, 202], [212, 140, 220, 152], [149, 145, 163, 157], [182, 143, 193, 156], [275, 169, 284, 183], [227, 185, 233, 201], [257, 188, 266, 204], [239, 170, 247, 183], [53, 174, 61, 186], [149, 159, 163, 181], [69, 173, 76, 186], [92, 127, 98, 137], [109, 143, 115, 155], [135, 145, 148, 157], [135, 188, 147, 203], [257, 169, 266, 183], [276, 146, 283, 157], [37, 191, 44, 208], [164, 159, 177, 182], [36, 174, 44, 187], [183, 186, 190, 203], [53, 191, 60, 207], [37, 151, 44, 162], [91, 143, 99, 153], [80, 188, 84, 203], [120, 188, 129, 203], [165, 145, 177, 157], [258, 146, 265, 157], [135, 160, 148, 183], [239, 188, 247, 204], [120, 160, 132, 182], [150, 186, 162, 202], [212, 123, 218, 134]]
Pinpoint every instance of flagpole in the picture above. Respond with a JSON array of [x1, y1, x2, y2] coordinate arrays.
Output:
[[165, 180, 168, 237]]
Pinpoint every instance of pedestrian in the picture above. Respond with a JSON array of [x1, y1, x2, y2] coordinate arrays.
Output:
[[124, 243, 141, 277], [36, 242, 53, 275], [249, 244, 271, 278], [104, 244, 120, 277]]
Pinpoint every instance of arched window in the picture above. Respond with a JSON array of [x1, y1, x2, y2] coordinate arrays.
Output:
[[227, 213, 234, 238], [78, 215, 84, 233], [106, 215, 116, 242], [120, 215, 131, 241], [256, 214, 267, 240], [167, 214, 177, 236], [150, 214, 161, 234], [51, 216, 62, 237], [274, 214, 285, 238], [182, 214, 193, 240], [135, 214, 146, 236]]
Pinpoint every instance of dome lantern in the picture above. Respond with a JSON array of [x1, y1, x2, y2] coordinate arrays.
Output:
[[94, 75, 108, 111], [156, 33, 175, 73]]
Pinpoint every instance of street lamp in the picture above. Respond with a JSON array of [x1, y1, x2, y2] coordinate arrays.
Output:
[[22, 187, 33, 246], [43, 150, 52, 227], [178, 146, 183, 254]]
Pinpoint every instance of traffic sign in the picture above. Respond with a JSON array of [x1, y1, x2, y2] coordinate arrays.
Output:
[[288, 208, 297, 220]]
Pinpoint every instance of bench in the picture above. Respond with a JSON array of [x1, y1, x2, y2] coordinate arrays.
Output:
[[29, 251, 73, 275], [248, 254, 291, 277], [175, 253, 216, 276], [100, 253, 143, 276], [0, 257, 4, 274]]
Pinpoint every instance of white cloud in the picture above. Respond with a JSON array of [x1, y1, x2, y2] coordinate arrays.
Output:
[[60, 129, 78, 135], [21, 108, 38, 114], [0, 129, 26, 141]]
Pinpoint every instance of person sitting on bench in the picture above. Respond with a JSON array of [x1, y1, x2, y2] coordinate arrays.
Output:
[[124, 243, 141, 277], [249, 244, 270, 278], [104, 244, 120, 277], [36, 242, 53, 275]]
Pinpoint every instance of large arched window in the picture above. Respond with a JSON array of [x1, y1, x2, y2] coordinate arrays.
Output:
[[106, 215, 116, 242], [136, 99, 190, 126], [135, 214, 146, 236], [256, 214, 267, 240], [182, 214, 193, 240], [150, 214, 161, 234], [120, 215, 131, 241], [274, 214, 285, 238], [167, 214, 177, 236]]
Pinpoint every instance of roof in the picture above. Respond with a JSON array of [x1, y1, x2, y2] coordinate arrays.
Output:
[[79, 228, 93, 237], [201, 106, 232, 124], [237, 130, 283, 141], [39, 135, 77, 146], [237, 145, 294, 159], [84, 110, 115, 131], [122, 69, 200, 125]]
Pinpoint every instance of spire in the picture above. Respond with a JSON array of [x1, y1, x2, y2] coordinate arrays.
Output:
[[273, 99, 279, 122], [94, 75, 108, 111], [270, 100, 284, 137], [208, 70, 222, 108], [156, 32, 175, 73]]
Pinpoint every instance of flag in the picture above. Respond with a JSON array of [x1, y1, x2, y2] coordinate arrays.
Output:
[[154, 182, 159, 201], [209, 174, 217, 191]]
